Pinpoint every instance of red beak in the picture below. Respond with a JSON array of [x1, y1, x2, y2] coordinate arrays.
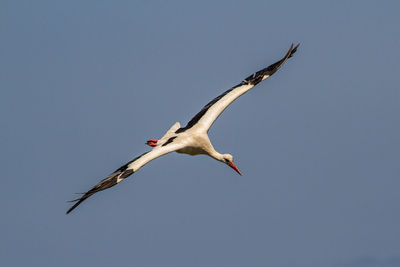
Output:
[[228, 161, 242, 176]]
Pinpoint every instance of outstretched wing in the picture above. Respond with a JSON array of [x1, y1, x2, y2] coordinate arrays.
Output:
[[176, 43, 299, 134], [66, 143, 184, 214]]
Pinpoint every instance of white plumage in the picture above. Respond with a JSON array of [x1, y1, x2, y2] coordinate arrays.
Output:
[[66, 43, 299, 214]]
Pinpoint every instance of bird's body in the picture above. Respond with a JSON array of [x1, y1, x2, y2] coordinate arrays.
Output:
[[66, 44, 299, 214]]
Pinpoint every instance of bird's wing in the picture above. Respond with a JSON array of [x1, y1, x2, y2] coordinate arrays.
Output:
[[176, 43, 299, 134], [66, 142, 184, 214]]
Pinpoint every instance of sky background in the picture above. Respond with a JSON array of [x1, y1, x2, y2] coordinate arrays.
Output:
[[1, 1, 399, 266]]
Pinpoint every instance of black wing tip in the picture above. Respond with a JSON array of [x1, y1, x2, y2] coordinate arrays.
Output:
[[66, 199, 83, 214], [66, 192, 93, 214], [288, 43, 300, 58], [65, 165, 137, 214], [270, 42, 300, 71], [284, 43, 300, 60], [245, 43, 300, 86]]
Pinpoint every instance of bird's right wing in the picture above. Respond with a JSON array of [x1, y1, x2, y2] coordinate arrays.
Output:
[[176, 44, 299, 134], [66, 142, 184, 214]]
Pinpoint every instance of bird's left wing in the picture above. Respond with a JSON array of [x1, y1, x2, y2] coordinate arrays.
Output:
[[66, 142, 184, 214], [176, 43, 299, 134]]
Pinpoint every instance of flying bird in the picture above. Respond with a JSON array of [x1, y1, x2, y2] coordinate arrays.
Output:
[[66, 43, 299, 214]]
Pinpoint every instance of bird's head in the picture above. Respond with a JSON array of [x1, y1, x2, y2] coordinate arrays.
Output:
[[221, 154, 242, 176]]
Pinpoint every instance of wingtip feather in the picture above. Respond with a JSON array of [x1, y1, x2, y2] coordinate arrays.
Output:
[[288, 43, 300, 58]]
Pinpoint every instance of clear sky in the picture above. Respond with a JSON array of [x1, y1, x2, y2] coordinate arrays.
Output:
[[1, 1, 399, 266]]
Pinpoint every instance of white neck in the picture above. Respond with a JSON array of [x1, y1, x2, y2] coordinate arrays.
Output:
[[208, 149, 225, 163]]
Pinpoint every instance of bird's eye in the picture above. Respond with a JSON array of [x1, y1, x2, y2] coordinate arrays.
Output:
[[224, 158, 229, 163]]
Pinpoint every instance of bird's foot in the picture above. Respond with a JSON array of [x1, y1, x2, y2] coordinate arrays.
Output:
[[146, 139, 158, 147]]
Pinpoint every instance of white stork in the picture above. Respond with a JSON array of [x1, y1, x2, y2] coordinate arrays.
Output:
[[66, 44, 299, 214]]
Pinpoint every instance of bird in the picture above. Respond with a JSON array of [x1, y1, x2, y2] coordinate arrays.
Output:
[[66, 43, 299, 214]]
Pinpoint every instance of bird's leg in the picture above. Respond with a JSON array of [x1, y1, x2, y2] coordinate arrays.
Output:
[[145, 139, 158, 147]]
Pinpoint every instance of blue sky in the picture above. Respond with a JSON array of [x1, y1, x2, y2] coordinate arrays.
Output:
[[1, 1, 399, 266]]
